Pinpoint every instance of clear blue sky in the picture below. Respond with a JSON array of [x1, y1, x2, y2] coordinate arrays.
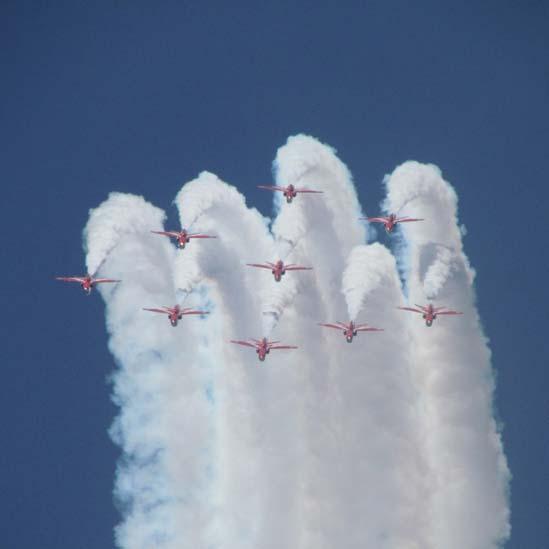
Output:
[[2, 1, 547, 547]]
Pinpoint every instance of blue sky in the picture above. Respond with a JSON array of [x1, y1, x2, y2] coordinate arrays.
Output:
[[1, 1, 547, 547]]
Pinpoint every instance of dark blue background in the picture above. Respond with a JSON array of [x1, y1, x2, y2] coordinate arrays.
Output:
[[2, 2, 547, 547]]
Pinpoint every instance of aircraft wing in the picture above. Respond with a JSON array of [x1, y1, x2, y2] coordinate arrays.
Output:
[[284, 265, 313, 271], [230, 340, 257, 348], [93, 278, 120, 284], [269, 344, 298, 350], [365, 216, 389, 223], [246, 263, 272, 269], [397, 217, 424, 223], [318, 323, 345, 330], [181, 309, 209, 315], [151, 230, 180, 237], [257, 185, 285, 192], [55, 276, 86, 283], [143, 307, 170, 314], [295, 188, 323, 194], [355, 325, 383, 332], [398, 306, 423, 314], [436, 310, 463, 315], [188, 234, 217, 239]]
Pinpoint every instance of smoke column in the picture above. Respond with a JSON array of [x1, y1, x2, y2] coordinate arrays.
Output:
[[385, 161, 511, 548], [84, 138, 510, 549]]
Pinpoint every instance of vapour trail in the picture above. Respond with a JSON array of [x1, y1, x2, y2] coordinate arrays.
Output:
[[269, 137, 431, 549], [385, 161, 510, 548], [173, 171, 286, 549], [268, 136, 367, 549], [342, 243, 394, 321], [85, 193, 217, 548]]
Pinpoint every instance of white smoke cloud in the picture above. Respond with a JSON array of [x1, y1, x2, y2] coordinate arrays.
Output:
[[84, 138, 509, 549], [342, 243, 397, 321], [385, 161, 510, 548], [84, 193, 218, 548], [84, 193, 168, 277], [422, 244, 457, 299]]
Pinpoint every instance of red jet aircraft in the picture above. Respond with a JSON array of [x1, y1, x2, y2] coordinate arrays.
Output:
[[55, 274, 120, 295], [246, 259, 312, 282], [257, 183, 323, 203], [143, 305, 209, 327], [151, 229, 216, 249], [230, 337, 298, 362], [398, 304, 463, 327], [318, 320, 383, 343], [362, 213, 424, 233]]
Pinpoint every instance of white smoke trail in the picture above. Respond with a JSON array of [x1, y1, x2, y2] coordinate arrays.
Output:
[[385, 161, 510, 548], [174, 171, 299, 549], [83, 193, 166, 276], [267, 136, 364, 549], [422, 244, 457, 300], [342, 242, 395, 321], [272, 135, 364, 318], [329, 242, 433, 549], [85, 193, 217, 549], [84, 139, 509, 549], [267, 137, 434, 549]]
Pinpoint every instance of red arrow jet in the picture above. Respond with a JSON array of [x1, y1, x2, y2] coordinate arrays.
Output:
[[318, 321, 383, 343], [151, 229, 216, 249], [230, 337, 298, 362], [55, 274, 120, 295], [398, 304, 463, 327], [362, 213, 423, 233], [143, 305, 209, 327], [257, 183, 323, 203], [246, 259, 312, 282]]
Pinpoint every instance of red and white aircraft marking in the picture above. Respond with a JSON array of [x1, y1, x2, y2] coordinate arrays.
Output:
[[230, 337, 298, 362], [55, 274, 120, 295], [151, 229, 216, 249], [246, 259, 312, 282], [398, 304, 462, 327], [318, 320, 383, 343], [257, 183, 323, 203], [362, 213, 423, 233], [143, 305, 209, 327]]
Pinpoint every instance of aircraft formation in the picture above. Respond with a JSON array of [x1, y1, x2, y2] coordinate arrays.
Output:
[[57, 185, 463, 362]]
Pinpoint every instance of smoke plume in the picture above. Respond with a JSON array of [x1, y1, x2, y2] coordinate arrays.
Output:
[[84, 137, 510, 549]]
